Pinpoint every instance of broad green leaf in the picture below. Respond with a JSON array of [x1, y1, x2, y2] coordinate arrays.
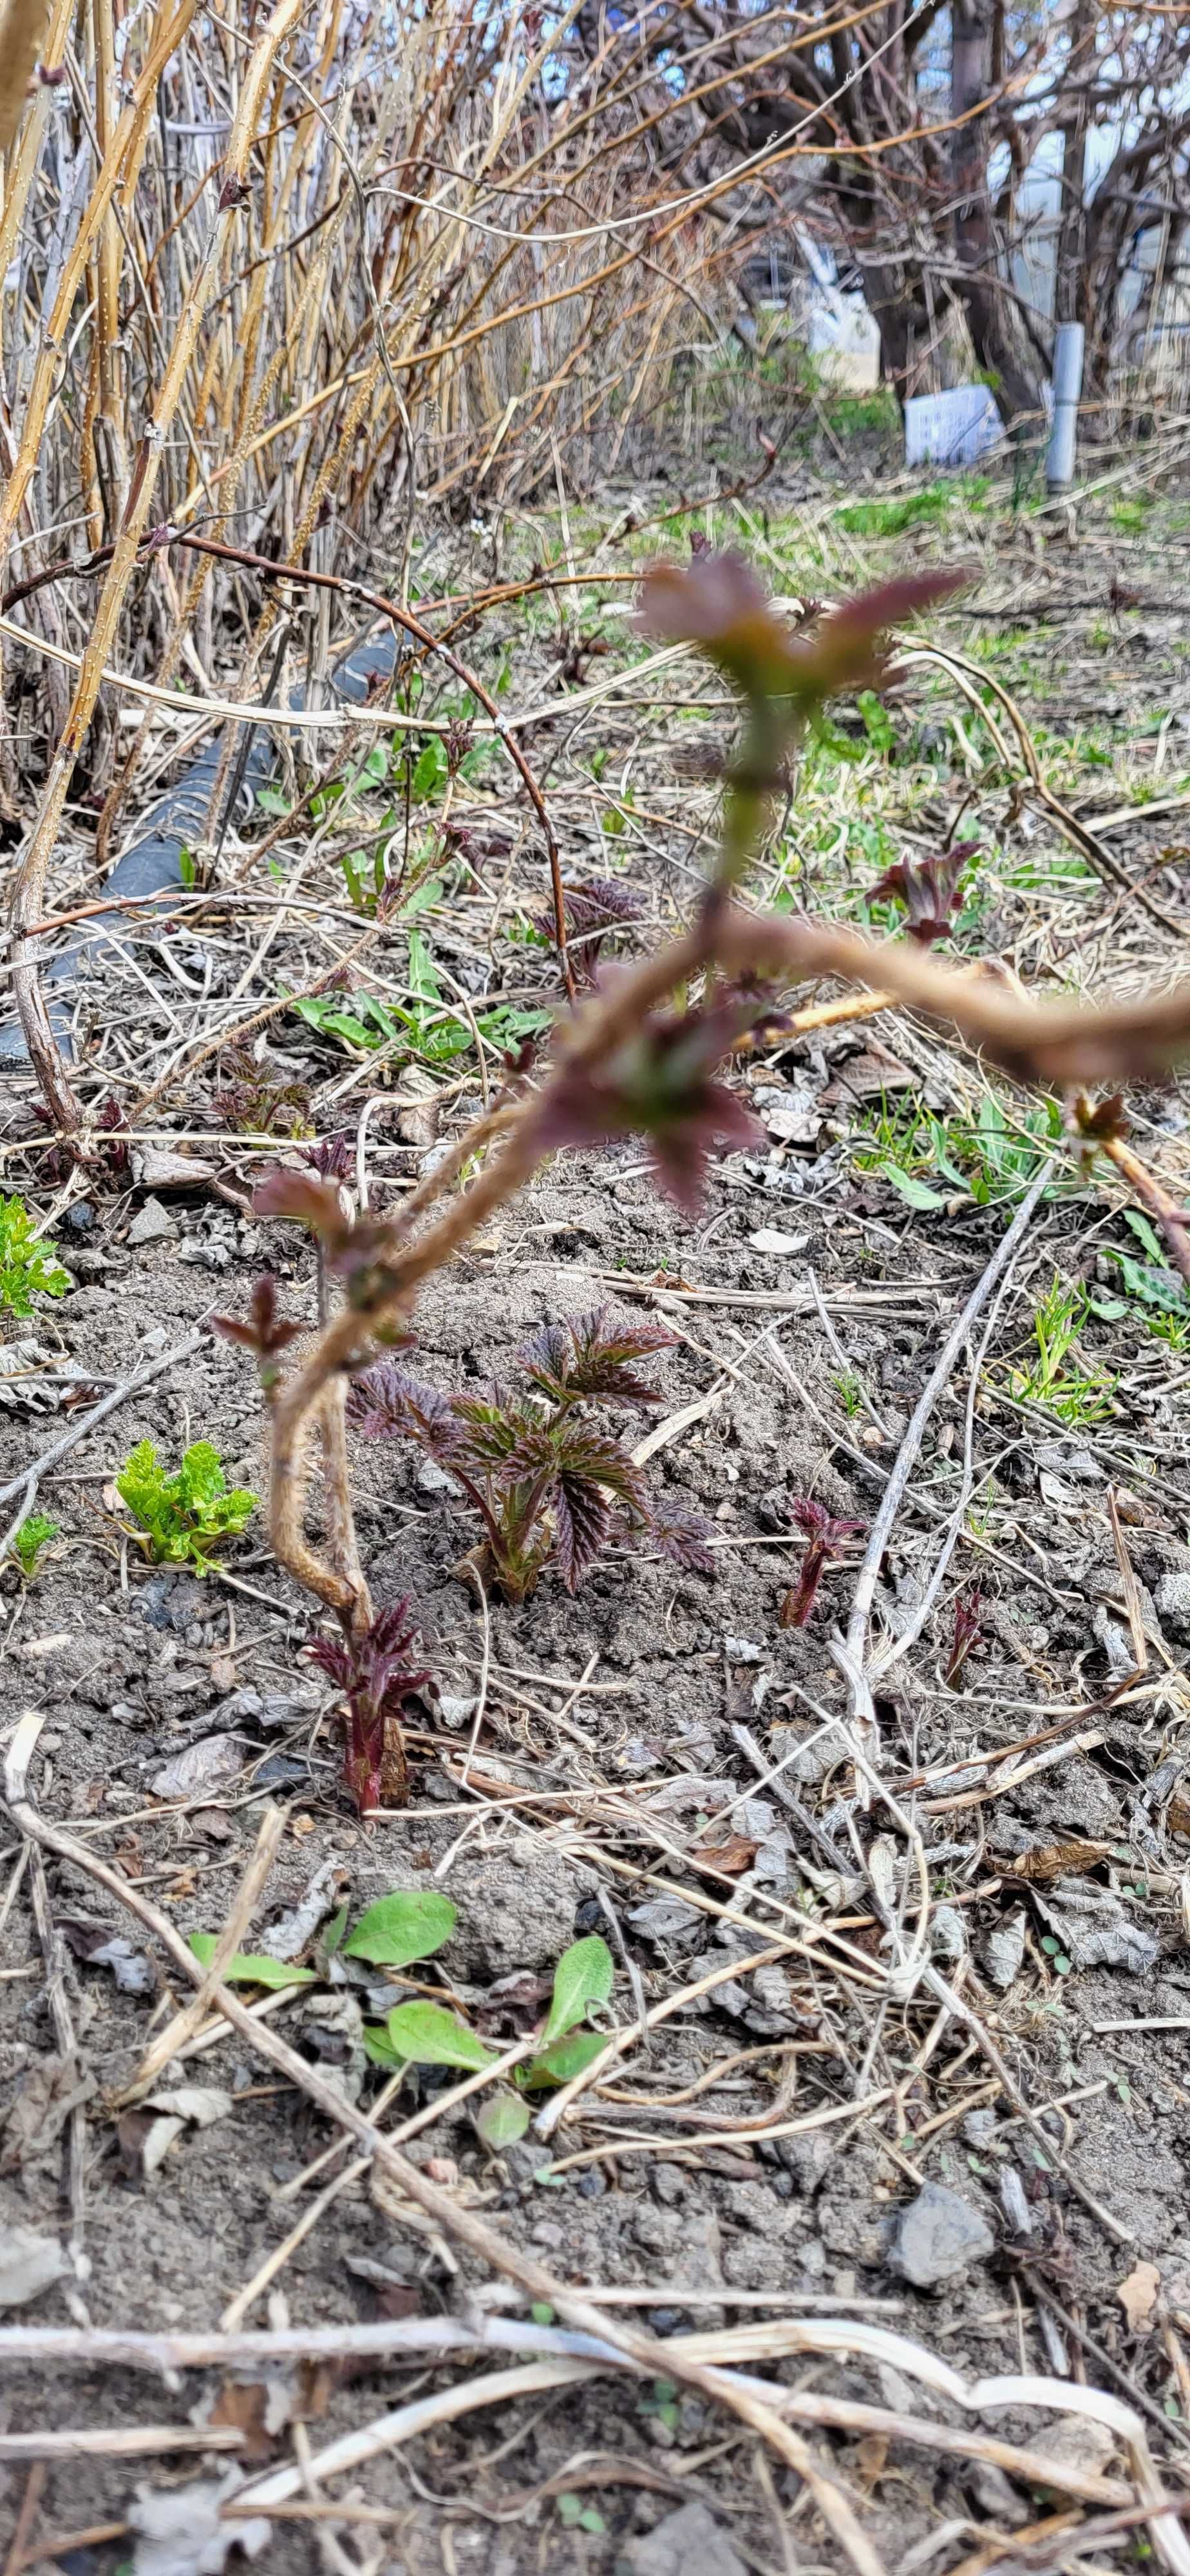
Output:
[[363, 2023, 408, 2069], [343, 1889, 457, 1968], [541, 1935, 614, 2047], [411, 741, 444, 800], [475, 2090, 530, 2150], [876, 1164, 947, 1213], [521, 2029, 608, 2090], [400, 874, 444, 921], [381, 2001, 495, 2070], [188, 1933, 316, 1990]]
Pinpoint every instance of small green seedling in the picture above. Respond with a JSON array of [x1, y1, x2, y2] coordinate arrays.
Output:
[[557, 2494, 607, 2535], [0, 1195, 70, 1318], [365, 1931, 616, 2112], [7, 1513, 58, 1580], [115, 1439, 257, 1571], [832, 1368, 864, 1419]]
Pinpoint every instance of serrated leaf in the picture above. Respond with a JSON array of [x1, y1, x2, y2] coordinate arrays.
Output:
[[521, 2029, 608, 2088], [343, 1889, 457, 1967], [542, 1935, 614, 2046], [876, 1162, 947, 1211], [381, 2001, 495, 2070], [187, 1933, 317, 1990], [475, 2090, 530, 2149]]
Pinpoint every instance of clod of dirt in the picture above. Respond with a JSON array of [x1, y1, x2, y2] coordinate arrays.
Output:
[[0, 2221, 70, 2307], [625, 2501, 746, 2576], [888, 2181, 995, 2288], [447, 1839, 596, 1976]]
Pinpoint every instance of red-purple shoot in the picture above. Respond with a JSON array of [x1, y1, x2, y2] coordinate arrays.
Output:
[[780, 1497, 866, 1629], [305, 1599, 430, 1814]]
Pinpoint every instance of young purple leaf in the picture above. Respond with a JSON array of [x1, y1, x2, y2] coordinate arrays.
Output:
[[780, 1497, 867, 1629], [444, 717, 475, 777], [498, 1421, 648, 1595], [213, 1276, 303, 1389], [517, 1305, 676, 1407], [253, 1166, 350, 1242], [305, 1598, 430, 1814], [869, 842, 979, 947], [537, 1005, 762, 1215], [254, 1166, 399, 1297], [648, 1502, 717, 1573], [346, 1363, 451, 1452], [530, 877, 647, 983], [302, 1131, 355, 1181]]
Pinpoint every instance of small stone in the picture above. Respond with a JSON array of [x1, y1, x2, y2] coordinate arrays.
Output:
[[64, 1202, 95, 1234], [1157, 1570, 1190, 1642], [626, 2502, 746, 2576], [417, 1457, 457, 1496], [889, 2181, 994, 2288], [963, 2108, 997, 2147], [127, 1196, 176, 1246], [650, 2163, 686, 2206]]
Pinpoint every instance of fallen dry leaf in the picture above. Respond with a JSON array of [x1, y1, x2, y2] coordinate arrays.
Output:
[[1118, 2259, 1160, 2332], [700, 1833, 760, 1876], [151, 1734, 243, 1800], [129, 2467, 271, 2573], [61, 1917, 157, 1994], [999, 1839, 1110, 1884], [0, 2222, 70, 2308], [819, 1048, 914, 1105], [132, 1142, 218, 1189], [1, 2052, 95, 2173]]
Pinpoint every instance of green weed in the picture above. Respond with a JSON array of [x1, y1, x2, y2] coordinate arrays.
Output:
[[855, 1094, 1062, 1213], [833, 1368, 865, 1417], [115, 1440, 257, 1572], [7, 1512, 57, 1580], [0, 1195, 70, 1318], [1010, 1277, 1115, 1425]]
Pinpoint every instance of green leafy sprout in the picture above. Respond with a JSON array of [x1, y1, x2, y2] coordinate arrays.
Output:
[[115, 1439, 258, 1572], [7, 1513, 58, 1580], [0, 1195, 70, 1318]]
